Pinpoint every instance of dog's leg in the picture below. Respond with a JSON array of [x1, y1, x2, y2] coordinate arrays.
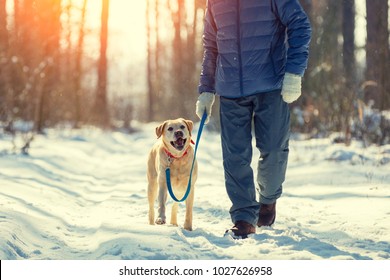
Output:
[[156, 180, 167, 225], [147, 150, 158, 225], [183, 191, 194, 231], [170, 202, 179, 226], [148, 179, 157, 225]]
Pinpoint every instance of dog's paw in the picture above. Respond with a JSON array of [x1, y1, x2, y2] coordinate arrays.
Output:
[[155, 218, 166, 225], [183, 223, 192, 231]]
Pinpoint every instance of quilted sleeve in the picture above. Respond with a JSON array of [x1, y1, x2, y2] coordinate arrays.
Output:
[[272, 0, 312, 76], [198, 0, 218, 94]]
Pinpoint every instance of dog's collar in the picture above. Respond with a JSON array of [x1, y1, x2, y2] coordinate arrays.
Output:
[[164, 140, 195, 161], [164, 148, 188, 160]]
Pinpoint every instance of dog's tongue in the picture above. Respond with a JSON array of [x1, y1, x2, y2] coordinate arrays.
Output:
[[176, 138, 184, 146]]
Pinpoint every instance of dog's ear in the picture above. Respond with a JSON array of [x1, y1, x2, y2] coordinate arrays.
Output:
[[184, 119, 194, 136], [155, 122, 167, 139]]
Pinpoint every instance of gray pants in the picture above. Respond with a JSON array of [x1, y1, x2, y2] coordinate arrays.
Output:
[[220, 91, 290, 226]]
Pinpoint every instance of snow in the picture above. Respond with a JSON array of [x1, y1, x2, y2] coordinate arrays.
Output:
[[1, 122, 390, 260]]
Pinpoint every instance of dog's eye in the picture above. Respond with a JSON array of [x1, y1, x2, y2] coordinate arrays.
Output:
[[180, 125, 185, 130], [167, 127, 173, 132]]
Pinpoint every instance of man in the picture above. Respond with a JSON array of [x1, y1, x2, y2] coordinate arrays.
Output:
[[196, 0, 311, 239]]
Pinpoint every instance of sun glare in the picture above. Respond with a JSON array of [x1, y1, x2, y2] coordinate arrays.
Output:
[[72, 0, 147, 60]]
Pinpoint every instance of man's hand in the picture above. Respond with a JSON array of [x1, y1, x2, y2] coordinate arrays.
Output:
[[196, 92, 215, 124], [281, 73, 302, 103]]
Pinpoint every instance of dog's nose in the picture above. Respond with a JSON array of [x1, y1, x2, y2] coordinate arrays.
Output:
[[174, 131, 184, 138]]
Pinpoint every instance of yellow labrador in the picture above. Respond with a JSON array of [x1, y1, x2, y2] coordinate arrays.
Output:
[[147, 118, 197, 231]]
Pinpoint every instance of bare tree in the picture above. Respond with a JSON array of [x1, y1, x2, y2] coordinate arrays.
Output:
[[34, 0, 62, 133], [74, 0, 88, 127], [172, 0, 186, 117], [0, 0, 9, 121], [0, 0, 8, 53], [312, 1, 344, 132], [146, 0, 155, 122], [365, 0, 389, 110], [92, 0, 110, 127], [169, 0, 203, 120], [154, 0, 163, 120], [342, 0, 356, 144], [143, 0, 206, 121]]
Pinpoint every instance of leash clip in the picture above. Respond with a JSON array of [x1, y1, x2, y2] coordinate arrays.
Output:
[[167, 156, 173, 167]]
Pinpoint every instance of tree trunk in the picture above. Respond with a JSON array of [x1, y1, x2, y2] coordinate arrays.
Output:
[[146, 0, 154, 122], [342, 0, 356, 144], [93, 0, 110, 127], [0, 0, 8, 121], [172, 0, 185, 117], [315, 1, 344, 132], [365, 0, 389, 109], [0, 0, 8, 51], [154, 0, 162, 120], [35, 0, 62, 133], [74, 0, 88, 127], [342, 0, 355, 89]]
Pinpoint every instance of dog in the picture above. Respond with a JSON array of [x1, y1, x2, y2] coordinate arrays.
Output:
[[147, 118, 197, 231]]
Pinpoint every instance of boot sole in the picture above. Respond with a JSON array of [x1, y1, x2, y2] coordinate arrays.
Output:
[[257, 216, 275, 227], [224, 229, 255, 240]]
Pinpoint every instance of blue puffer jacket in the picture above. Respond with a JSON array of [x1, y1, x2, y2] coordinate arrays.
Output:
[[198, 0, 311, 98]]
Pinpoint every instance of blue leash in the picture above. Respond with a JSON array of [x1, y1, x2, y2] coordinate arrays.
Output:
[[165, 111, 207, 202]]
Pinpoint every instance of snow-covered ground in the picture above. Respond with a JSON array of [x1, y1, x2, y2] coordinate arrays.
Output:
[[1, 122, 389, 260]]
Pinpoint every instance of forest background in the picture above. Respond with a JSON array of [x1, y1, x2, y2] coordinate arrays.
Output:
[[0, 0, 389, 148]]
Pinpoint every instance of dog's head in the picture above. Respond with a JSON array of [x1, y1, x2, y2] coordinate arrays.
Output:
[[155, 118, 194, 152]]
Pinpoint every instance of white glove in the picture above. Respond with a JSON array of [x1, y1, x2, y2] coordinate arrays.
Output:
[[196, 92, 215, 124], [281, 73, 302, 103]]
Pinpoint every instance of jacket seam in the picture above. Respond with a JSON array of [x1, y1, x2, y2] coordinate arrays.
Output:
[[236, 0, 244, 96]]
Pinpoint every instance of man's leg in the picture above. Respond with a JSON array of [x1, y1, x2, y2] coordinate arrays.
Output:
[[253, 91, 290, 224], [220, 96, 259, 226]]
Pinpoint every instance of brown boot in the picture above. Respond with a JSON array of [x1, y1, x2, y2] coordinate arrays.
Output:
[[225, 221, 256, 239], [257, 202, 276, 227]]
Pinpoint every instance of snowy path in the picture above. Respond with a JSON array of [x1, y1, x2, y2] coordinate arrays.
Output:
[[1, 124, 390, 260]]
